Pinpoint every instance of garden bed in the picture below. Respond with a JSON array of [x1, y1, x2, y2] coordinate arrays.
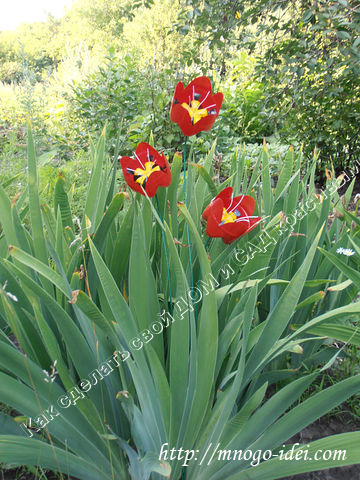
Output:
[[287, 412, 360, 479]]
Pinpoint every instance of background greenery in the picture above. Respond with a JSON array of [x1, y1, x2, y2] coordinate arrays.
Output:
[[2, 0, 359, 186]]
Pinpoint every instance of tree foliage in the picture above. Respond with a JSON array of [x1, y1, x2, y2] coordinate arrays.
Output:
[[180, 0, 360, 168], [0, 0, 154, 83]]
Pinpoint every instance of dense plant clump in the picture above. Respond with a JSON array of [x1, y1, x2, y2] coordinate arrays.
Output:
[[0, 117, 359, 479]]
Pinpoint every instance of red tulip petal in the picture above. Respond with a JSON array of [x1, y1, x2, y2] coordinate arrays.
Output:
[[202, 204, 211, 220], [206, 91, 223, 111], [203, 187, 233, 219], [205, 198, 225, 237], [226, 195, 255, 216], [215, 187, 233, 209], [190, 114, 217, 134], [135, 142, 155, 157], [170, 104, 198, 136], [220, 219, 249, 239], [121, 144, 171, 198], [170, 76, 223, 136], [183, 76, 213, 99], [170, 81, 186, 121], [244, 217, 262, 234], [201, 91, 223, 116], [120, 156, 145, 196]]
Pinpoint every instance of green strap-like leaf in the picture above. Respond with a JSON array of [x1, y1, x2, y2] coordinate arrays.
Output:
[[292, 322, 360, 346], [0, 436, 111, 480], [227, 432, 360, 480], [27, 122, 48, 266], [244, 226, 324, 382], [54, 172, 74, 231], [319, 247, 360, 290]]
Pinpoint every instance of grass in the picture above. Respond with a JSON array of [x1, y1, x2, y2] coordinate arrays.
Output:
[[0, 139, 92, 220]]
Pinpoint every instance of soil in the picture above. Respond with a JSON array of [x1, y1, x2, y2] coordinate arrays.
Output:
[[0, 470, 79, 480], [284, 412, 360, 480], [0, 471, 69, 480], [337, 171, 360, 202]]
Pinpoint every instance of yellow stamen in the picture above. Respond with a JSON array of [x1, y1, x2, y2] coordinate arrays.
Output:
[[220, 208, 237, 225], [134, 161, 160, 185], [181, 100, 208, 124]]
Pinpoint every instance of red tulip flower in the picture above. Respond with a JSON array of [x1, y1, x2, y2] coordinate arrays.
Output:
[[170, 76, 223, 136], [202, 187, 261, 244], [120, 143, 171, 198]]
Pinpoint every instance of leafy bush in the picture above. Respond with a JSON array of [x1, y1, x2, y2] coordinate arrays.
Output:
[[0, 61, 24, 84], [0, 126, 359, 479], [67, 48, 278, 167], [219, 52, 273, 143], [68, 50, 184, 155]]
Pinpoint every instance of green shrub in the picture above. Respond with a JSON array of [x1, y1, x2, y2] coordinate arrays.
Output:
[[68, 50, 184, 155], [66, 48, 280, 176], [219, 52, 274, 143]]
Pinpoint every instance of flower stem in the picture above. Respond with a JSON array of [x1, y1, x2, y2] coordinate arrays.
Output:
[[155, 194, 173, 316], [183, 137, 195, 309]]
